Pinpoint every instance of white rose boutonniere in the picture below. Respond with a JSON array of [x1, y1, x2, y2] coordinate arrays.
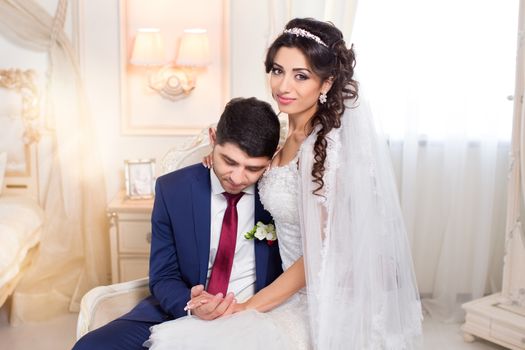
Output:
[[244, 221, 277, 246]]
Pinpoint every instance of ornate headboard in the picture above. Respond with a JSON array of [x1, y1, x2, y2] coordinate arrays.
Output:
[[0, 69, 40, 200]]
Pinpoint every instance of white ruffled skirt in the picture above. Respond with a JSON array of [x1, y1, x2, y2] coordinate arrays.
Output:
[[144, 293, 310, 350]]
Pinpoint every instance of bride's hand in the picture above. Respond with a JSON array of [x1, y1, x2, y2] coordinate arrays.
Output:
[[186, 292, 214, 310], [202, 153, 213, 168], [185, 285, 215, 314], [188, 291, 237, 320], [218, 300, 246, 318]]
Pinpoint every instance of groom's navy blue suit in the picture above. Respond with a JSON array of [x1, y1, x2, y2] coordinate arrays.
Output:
[[73, 164, 283, 349]]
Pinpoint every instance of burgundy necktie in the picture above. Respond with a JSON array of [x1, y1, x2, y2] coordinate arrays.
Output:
[[207, 192, 244, 295]]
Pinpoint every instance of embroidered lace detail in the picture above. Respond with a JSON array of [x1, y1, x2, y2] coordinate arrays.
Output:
[[302, 127, 341, 208], [259, 157, 299, 227], [319, 128, 341, 212], [258, 156, 303, 270], [267, 293, 310, 350], [370, 301, 423, 350]]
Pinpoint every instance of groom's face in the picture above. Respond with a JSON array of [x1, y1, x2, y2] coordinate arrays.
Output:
[[211, 142, 270, 194]]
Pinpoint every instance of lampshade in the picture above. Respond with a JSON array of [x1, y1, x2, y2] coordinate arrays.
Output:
[[130, 28, 166, 66], [176, 29, 211, 67]]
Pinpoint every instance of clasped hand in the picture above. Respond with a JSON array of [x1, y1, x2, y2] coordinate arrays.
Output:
[[185, 285, 246, 320]]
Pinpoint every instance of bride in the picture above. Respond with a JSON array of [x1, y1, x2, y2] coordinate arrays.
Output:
[[145, 17, 422, 350]]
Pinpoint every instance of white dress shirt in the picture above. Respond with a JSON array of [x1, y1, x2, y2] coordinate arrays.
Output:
[[207, 169, 256, 301]]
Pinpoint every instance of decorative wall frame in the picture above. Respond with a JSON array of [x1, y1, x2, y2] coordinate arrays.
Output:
[[119, 0, 230, 136]]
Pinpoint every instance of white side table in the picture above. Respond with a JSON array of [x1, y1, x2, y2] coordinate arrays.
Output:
[[462, 293, 525, 349], [107, 191, 154, 283]]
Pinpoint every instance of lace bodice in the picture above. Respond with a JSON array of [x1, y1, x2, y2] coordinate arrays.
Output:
[[258, 157, 302, 270]]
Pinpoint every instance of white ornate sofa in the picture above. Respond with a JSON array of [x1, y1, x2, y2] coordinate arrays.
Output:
[[76, 277, 150, 339]]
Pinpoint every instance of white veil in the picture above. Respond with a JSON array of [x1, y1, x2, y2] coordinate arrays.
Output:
[[298, 98, 423, 349]]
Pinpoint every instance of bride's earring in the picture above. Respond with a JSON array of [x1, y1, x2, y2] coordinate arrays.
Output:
[[319, 92, 327, 104]]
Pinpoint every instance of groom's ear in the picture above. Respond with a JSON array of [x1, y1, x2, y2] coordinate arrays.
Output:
[[208, 127, 217, 146]]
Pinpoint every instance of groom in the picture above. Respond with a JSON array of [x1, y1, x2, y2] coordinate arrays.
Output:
[[73, 97, 283, 349]]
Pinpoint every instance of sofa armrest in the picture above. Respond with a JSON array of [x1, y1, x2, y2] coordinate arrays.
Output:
[[76, 277, 150, 340]]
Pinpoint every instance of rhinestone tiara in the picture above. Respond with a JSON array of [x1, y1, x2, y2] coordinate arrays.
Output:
[[283, 28, 328, 47]]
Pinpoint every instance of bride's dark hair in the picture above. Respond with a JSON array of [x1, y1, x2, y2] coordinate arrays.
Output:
[[264, 18, 359, 194]]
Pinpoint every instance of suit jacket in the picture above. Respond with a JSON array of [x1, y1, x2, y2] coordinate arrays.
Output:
[[122, 164, 283, 323]]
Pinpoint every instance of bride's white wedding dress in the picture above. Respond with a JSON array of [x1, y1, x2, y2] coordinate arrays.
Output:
[[144, 156, 311, 350]]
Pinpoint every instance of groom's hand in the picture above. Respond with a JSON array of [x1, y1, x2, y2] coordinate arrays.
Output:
[[188, 286, 236, 320]]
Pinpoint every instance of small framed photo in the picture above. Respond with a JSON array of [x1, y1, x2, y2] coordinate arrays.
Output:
[[124, 159, 156, 199]]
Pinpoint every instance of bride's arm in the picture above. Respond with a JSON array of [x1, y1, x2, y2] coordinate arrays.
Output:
[[237, 256, 305, 313], [186, 258, 304, 317]]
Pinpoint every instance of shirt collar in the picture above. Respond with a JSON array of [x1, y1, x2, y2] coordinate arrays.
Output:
[[210, 168, 255, 196]]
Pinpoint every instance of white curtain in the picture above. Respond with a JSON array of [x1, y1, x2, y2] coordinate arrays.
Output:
[[0, 0, 109, 323], [351, 0, 518, 321]]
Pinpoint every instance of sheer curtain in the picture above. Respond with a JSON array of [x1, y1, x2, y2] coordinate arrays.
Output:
[[351, 0, 518, 321], [0, 0, 109, 323]]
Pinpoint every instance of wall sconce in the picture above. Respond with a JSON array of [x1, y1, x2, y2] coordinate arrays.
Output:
[[130, 28, 211, 101]]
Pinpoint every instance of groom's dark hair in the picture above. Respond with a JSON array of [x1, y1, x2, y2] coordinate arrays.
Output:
[[216, 97, 280, 159]]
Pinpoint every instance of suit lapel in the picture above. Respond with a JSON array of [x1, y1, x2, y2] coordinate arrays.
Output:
[[254, 184, 272, 292], [191, 167, 212, 285]]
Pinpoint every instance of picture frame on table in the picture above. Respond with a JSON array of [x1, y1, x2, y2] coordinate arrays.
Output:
[[124, 159, 156, 199]]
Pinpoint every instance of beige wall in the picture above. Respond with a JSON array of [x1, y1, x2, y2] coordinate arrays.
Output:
[[0, 0, 277, 203]]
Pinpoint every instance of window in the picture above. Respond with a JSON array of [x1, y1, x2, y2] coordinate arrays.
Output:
[[352, 0, 519, 141]]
